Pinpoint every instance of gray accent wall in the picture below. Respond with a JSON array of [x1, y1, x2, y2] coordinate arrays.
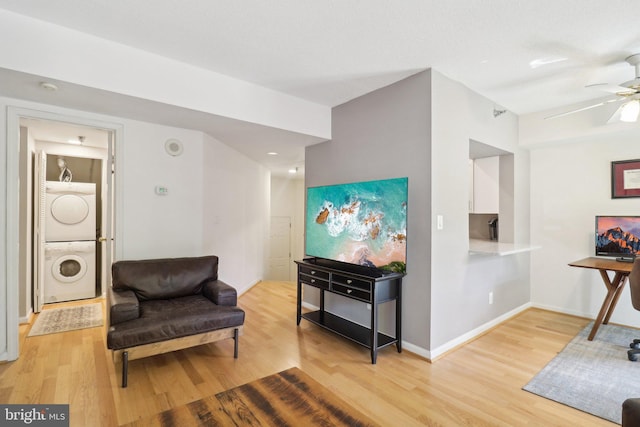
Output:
[[305, 70, 433, 350], [305, 69, 532, 355]]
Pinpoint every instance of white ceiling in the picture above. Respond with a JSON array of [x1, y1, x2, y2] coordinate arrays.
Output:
[[1, 0, 639, 174]]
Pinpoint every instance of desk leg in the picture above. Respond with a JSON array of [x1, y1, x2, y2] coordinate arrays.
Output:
[[588, 271, 628, 341], [603, 273, 628, 324]]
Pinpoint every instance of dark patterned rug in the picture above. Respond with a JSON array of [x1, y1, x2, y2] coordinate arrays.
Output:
[[123, 367, 377, 426], [28, 303, 102, 337], [523, 322, 640, 424]]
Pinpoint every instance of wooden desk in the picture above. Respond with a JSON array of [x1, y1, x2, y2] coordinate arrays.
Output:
[[568, 257, 635, 340]]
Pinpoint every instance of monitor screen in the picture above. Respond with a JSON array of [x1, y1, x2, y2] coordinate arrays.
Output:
[[595, 215, 640, 259]]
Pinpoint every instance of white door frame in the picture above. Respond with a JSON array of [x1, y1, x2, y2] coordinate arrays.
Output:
[[4, 106, 124, 361]]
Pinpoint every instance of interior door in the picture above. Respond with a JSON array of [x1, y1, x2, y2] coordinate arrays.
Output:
[[268, 216, 291, 281], [33, 150, 47, 312]]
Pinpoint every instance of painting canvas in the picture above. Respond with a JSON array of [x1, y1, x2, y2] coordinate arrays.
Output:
[[305, 177, 407, 273]]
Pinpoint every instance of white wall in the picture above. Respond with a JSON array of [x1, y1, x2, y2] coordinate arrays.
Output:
[[529, 131, 640, 326], [430, 70, 531, 353], [119, 122, 205, 259], [201, 133, 270, 295]]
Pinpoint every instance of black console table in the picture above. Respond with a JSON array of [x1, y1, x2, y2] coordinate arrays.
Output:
[[295, 258, 404, 364]]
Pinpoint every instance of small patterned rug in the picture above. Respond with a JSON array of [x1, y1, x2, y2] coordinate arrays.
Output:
[[28, 303, 103, 337]]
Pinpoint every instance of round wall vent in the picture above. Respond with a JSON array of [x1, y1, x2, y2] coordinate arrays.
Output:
[[165, 138, 183, 156]]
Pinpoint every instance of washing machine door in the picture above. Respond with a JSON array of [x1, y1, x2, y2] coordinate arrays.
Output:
[[52, 254, 88, 283], [50, 194, 90, 225]]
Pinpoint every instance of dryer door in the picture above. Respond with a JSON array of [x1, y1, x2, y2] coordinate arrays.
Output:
[[52, 254, 88, 283], [50, 195, 90, 225]]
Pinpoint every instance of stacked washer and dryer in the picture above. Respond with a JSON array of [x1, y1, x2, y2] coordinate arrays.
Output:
[[43, 181, 97, 303]]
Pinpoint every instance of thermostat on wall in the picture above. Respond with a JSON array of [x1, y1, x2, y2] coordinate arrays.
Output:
[[155, 185, 169, 196]]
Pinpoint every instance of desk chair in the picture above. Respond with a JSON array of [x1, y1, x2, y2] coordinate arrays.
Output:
[[627, 260, 640, 361]]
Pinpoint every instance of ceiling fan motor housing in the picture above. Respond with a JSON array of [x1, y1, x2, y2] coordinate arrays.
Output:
[[624, 54, 640, 91]]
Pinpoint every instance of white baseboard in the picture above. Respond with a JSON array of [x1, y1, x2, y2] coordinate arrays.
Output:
[[301, 301, 318, 311], [19, 309, 33, 325], [530, 302, 593, 319], [400, 341, 430, 359], [427, 302, 533, 361], [300, 297, 533, 362]]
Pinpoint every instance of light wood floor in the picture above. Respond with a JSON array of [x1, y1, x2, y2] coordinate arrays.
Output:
[[0, 281, 617, 426]]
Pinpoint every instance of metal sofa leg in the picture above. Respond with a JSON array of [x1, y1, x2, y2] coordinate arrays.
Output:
[[122, 351, 128, 388], [234, 328, 239, 359]]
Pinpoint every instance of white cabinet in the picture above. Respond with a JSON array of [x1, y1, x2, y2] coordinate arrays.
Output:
[[470, 156, 499, 214]]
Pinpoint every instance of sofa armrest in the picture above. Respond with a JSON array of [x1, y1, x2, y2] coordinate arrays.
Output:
[[109, 287, 140, 325], [202, 280, 237, 306]]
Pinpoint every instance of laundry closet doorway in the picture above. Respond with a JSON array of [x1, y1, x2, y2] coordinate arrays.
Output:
[[17, 113, 118, 318]]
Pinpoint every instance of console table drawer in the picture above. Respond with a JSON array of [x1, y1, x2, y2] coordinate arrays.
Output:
[[300, 276, 329, 290], [299, 266, 329, 280], [332, 274, 371, 292], [332, 283, 371, 302]]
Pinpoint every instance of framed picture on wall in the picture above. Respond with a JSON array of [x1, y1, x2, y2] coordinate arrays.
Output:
[[612, 159, 640, 198]]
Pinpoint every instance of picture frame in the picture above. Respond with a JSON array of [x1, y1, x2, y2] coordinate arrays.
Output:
[[612, 159, 640, 198]]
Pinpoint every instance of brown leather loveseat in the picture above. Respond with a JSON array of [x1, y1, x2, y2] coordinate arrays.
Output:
[[107, 255, 245, 387]]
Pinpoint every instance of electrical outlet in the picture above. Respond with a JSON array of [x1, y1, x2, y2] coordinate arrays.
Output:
[[366, 304, 371, 310], [489, 291, 494, 305]]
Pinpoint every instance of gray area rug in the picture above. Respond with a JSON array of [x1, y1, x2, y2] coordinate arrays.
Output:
[[28, 302, 103, 337], [523, 322, 640, 424]]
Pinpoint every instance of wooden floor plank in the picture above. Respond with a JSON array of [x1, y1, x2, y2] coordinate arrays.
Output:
[[0, 281, 616, 426]]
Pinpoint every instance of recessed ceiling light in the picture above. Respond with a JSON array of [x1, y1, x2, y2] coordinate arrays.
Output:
[[267, 152, 278, 156], [40, 82, 58, 91]]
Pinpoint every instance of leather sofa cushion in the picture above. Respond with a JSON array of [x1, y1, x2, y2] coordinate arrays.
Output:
[[107, 294, 245, 350], [112, 256, 219, 301]]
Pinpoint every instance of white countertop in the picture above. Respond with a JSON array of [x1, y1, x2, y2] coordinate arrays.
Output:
[[469, 239, 541, 256]]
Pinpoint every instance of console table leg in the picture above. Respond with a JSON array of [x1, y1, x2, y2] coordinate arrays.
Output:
[[371, 301, 378, 364], [296, 281, 302, 325], [396, 279, 402, 353]]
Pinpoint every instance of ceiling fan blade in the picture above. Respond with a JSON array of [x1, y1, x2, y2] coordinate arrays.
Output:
[[544, 98, 619, 120], [607, 99, 640, 124], [586, 83, 636, 95], [607, 103, 625, 124]]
